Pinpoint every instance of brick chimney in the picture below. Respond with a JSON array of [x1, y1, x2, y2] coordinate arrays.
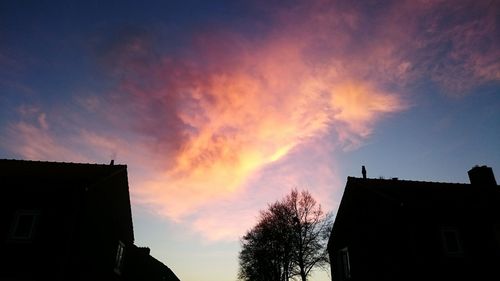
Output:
[[468, 166, 497, 187]]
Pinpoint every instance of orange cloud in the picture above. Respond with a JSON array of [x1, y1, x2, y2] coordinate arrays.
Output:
[[330, 81, 407, 144], [2, 5, 408, 240], [5, 0, 496, 241], [118, 35, 407, 224]]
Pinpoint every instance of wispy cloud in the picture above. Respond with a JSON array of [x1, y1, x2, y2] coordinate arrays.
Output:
[[92, 27, 406, 225], [1, 0, 498, 241], [2, 118, 84, 162], [379, 0, 500, 95]]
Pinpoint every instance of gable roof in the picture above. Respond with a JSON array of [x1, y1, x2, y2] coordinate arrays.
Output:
[[0, 159, 134, 241], [0, 159, 127, 184], [344, 176, 499, 208], [328, 174, 500, 251]]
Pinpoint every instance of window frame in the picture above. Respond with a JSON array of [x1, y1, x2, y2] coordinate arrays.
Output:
[[9, 209, 40, 241], [339, 246, 351, 280], [440, 226, 464, 257], [114, 241, 125, 275]]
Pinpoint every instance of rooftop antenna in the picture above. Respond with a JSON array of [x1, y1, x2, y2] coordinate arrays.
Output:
[[362, 165, 367, 179]]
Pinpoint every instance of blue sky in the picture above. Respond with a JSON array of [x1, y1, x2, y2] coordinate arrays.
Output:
[[1, 1, 499, 280]]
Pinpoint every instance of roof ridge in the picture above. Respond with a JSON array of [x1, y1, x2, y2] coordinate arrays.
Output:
[[348, 176, 469, 185], [0, 158, 125, 167]]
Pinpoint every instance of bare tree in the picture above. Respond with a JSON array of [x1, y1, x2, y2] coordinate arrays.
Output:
[[287, 189, 332, 281], [238, 189, 332, 281]]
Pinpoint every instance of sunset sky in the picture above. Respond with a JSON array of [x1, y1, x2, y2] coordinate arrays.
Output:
[[1, 1, 499, 280]]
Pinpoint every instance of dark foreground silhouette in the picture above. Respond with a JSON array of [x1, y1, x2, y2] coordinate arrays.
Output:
[[328, 165, 500, 281], [0, 159, 180, 281]]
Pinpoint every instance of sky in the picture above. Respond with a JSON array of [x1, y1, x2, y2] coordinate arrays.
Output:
[[1, 0, 499, 280]]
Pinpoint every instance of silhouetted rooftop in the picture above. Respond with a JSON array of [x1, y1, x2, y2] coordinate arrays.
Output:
[[0, 158, 134, 242], [346, 176, 499, 208], [0, 159, 127, 187]]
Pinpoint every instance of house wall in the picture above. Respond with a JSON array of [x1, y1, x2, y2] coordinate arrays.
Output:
[[0, 180, 84, 281], [76, 167, 134, 281], [329, 178, 500, 281], [0, 163, 134, 281]]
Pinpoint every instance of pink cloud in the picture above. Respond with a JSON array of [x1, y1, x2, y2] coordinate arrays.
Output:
[[3, 0, 497, 241], [379, 0, 500, 95], [2, 120, 86, 162]]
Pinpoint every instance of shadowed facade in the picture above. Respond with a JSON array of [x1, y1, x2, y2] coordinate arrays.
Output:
[[0, 159, 179, 281], [328, 166, 500, 281]]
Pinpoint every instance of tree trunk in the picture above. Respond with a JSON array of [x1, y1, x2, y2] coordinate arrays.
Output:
[[298, 253, 307, 281], [300, 266, 306, 281]]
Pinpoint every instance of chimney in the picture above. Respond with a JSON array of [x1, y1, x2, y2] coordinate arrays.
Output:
[[468, 166, 497, 187], [139, 247, 151, 255]]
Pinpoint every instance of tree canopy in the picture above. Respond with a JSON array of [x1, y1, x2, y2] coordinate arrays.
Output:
[[238, 189, 332, 281]]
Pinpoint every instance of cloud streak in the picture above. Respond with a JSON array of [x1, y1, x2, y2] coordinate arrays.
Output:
[[96, 27, 407, 223], [2, 0, 498, 241]]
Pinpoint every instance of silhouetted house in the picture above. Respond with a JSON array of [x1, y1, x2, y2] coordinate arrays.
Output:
[[0, 159, 180, 281], [328, 166, 500, 281], [125, 244, 180, 281]]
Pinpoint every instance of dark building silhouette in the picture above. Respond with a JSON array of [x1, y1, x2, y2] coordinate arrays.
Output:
[[0, 159, 180, 281], [328, 166, 500, 281]]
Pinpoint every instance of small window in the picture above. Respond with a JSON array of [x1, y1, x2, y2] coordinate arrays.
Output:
[[441, 227, 463, 257], [10, 210, 39, 241], [339, 247, 351, 280], [494, 224, 500, 250], [114, 241, 125, 275]]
